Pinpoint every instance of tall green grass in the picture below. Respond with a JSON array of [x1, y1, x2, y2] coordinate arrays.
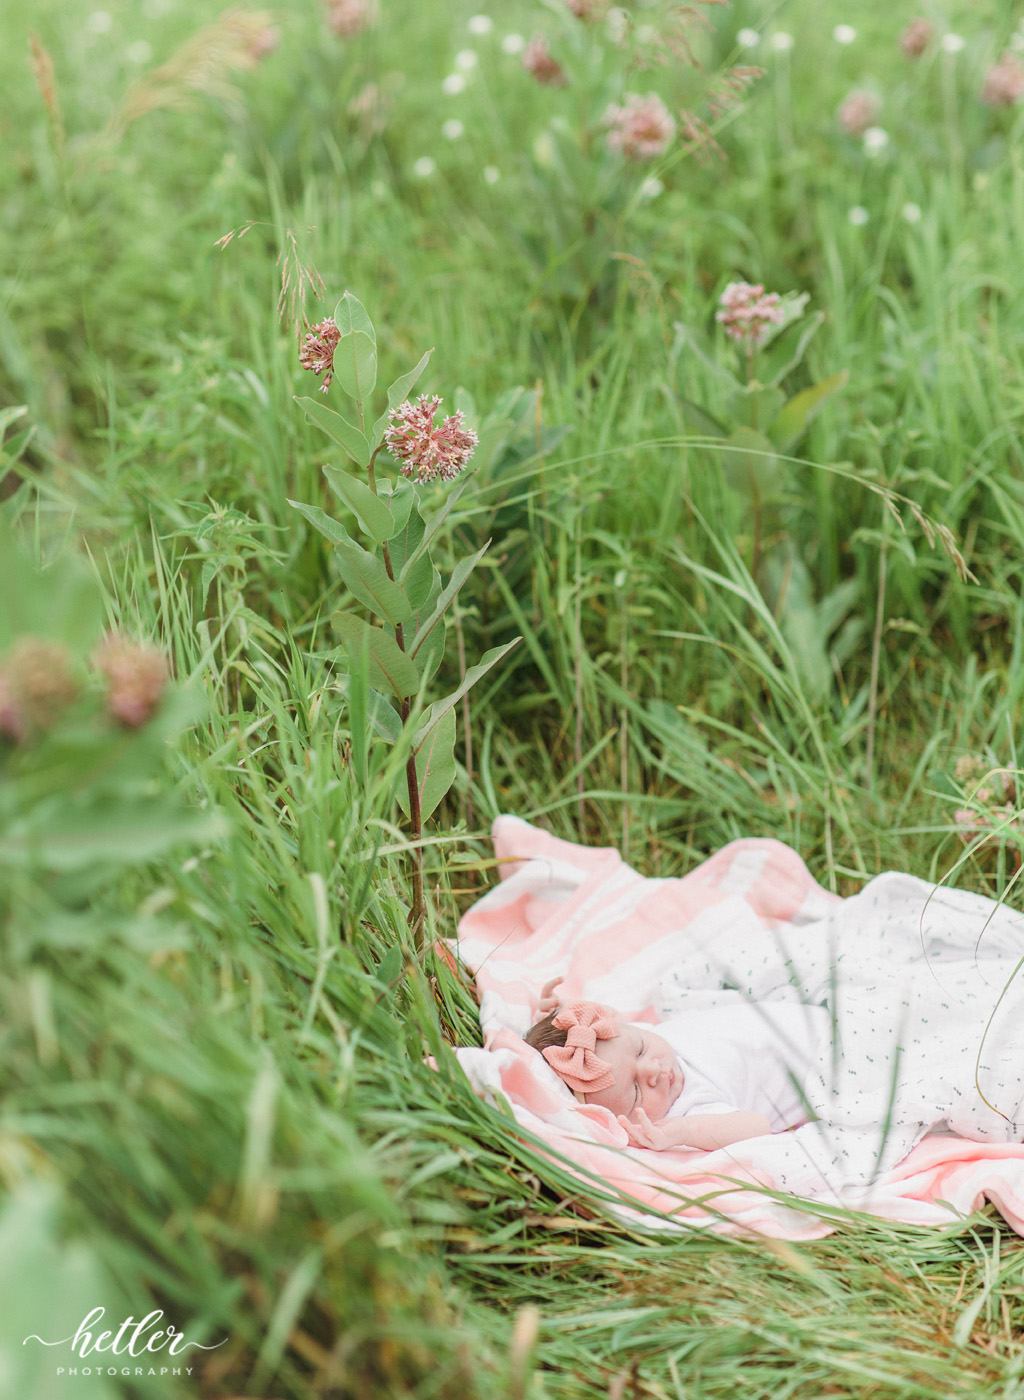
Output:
[[5, 0, 1024, 1395]]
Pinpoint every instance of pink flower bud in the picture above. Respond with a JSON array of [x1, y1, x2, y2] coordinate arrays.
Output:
[[299, 318, 341, 394], [603, 92, 675, 161], [92, 635, 168, 728]]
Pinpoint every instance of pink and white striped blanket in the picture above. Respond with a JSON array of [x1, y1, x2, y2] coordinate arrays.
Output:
[[451, 816, 1024, 1239]]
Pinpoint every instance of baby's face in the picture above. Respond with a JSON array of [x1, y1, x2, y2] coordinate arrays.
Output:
[[583, 1022, 683, 1123]]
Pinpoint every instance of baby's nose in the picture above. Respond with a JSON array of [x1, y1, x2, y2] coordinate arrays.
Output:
[[640, 1055, 664, 1084]]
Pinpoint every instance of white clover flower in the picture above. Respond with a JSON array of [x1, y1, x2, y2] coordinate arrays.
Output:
[[455, 48, 478, 70], [902, 202, 922, 223], [736, 28, 760, 49], [941, 33, 965, 54], [442, 118, 465, 140], [863, 126, 890, 155], [501, 32, 526, 54], [636, 24, 657, 44], [126, 38, 152, 63], [848, 205, 869, 225], [770, 31, 794, 52], [639, 175, 664, 200], [833, 24, 856, 45], [483, 165, 501, 184], [87, 9, 113, 32], [413, 156, 437, 177], [467, 15, 493, 35], [442, 73, 466, 94]]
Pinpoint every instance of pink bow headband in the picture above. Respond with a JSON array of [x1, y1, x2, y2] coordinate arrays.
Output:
[[540, 1002, 618, 1095]]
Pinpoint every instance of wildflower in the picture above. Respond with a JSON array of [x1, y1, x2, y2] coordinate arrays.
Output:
[[639, 175, 664, 200], [0, 637, 79, 740], [565, 0, 608, 20], [715, 282, 784, 348], [736, 28, 760, 49], [900, 18, 933, 57], [941, 33, 965, 55], [126, 39, 152, 64], [605, 7, 629, 44], [604, 92, 675, 161], [837, 89, 881, 136], [501, 33, 525, 55], [325, 0, 376, 38], [981, 52, 1024, 107], [863, 125, 890, 156], [770, 31, 794, 52], [848, 205, 869, 225], [92, 634, 167, 728], [483, 165, 501, 184], [299, 318, 341, 393], [442, 118, 464, 139], [522, 36, 566, 86], [902, 201, 922, 223], [833, 24, 856, 44], [385, 395, 478, 483], [442, 73, 466, 94], [467, 15, 492, 35], [413, 156, 436, 177], [455, 48, 478, 71], [87, 11, 113, 34]]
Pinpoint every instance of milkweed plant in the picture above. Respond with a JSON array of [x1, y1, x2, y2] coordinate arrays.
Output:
[[291, 292, 519, 947]]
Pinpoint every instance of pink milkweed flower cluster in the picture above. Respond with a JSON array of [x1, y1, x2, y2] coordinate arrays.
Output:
[[522, 36, 566, 86], [981, 52, 1024, 108], [716, 282, 785, 348], [385, 396, 479, 483], [299, 318, 341, 393], [899, 18, 933, 58], [565, 0, 608, 20], [837, 90, 882, 135], [0, 637, 79, 742], [325, 0, 376, 38], [604, 92, 675, 161], [91, 634, 168, 728]]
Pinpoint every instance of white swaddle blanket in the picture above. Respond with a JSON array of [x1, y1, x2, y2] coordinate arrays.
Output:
[[654, 872, 1024, 1198]]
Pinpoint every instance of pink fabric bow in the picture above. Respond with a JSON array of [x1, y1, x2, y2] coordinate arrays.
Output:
[[541, 1002, 619, 1094]]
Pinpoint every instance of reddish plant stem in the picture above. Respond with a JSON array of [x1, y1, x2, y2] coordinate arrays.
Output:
[[368, 456, 425, 946]]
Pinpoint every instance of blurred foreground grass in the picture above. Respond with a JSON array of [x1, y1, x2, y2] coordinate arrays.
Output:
[[5, 0, 1024, 1396]]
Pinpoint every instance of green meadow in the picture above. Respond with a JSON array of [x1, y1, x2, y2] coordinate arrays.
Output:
[[4, 0, 1024, 1395]]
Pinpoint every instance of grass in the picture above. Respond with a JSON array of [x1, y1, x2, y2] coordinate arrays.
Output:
[[5, 0, 1024, 1396]]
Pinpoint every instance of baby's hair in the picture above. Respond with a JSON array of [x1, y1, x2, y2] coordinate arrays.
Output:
[[524, 1008, 568, 1053]]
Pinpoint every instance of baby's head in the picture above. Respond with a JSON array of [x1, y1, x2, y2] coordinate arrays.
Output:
[[524, 1000, 682, 1123]]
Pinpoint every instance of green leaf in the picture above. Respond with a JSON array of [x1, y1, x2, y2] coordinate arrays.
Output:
[[334, 539, 412, 626], [727, 384, 786, 433], [387, 502, 426, 576], [287, 498, 354, 546], [413, 638, 520, 749], [333, 678, 402, 742], [294, 396, 370, 467], [370, 348, 434, 449], [722, 427, 781, 498], [0, 804, 229, 872], [398, 477, 471, 583], [335, 330, 378, 403], [382, 478, 416, 534], [403, 552, 435, 610], [677, 396, 729, 438], [398, 706, 457, 822], [769, 371, 850, 453], [323, 464, 395, 545], [333, 291, 376, 342], [332, 612, 419, 699], [409, 541, 490, 659]]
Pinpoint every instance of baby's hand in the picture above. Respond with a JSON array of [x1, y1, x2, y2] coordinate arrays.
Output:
[[538, 976, 564, 1013], [616, 1107, 674, 1151]]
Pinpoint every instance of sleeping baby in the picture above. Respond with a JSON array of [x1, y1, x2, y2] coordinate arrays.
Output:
[[525, 977, 827, 1151]]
